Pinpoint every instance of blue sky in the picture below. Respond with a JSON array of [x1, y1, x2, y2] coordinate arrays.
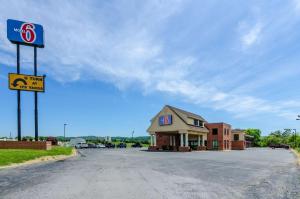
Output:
[[1, 0, 300, 137]]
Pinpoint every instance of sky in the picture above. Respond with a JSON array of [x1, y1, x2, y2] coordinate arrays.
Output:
[[1, 0, 300, 137]]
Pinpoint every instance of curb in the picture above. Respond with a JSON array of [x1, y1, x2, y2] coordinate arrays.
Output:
[[291, 149, 300, 166], [0, 148, 77, 170]]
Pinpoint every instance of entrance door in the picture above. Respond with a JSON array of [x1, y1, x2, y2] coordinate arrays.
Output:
[[188, 140, 198, 150], [212, 140, 219, 150]]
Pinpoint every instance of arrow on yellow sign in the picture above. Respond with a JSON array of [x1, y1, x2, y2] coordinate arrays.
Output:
[[8, 73, 45, 92]]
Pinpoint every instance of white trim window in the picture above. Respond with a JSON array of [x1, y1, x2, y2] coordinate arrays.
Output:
[[193, 119, 204, 127]]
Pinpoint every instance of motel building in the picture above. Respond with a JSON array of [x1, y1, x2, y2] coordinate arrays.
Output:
[[147, 105, 252, 152]]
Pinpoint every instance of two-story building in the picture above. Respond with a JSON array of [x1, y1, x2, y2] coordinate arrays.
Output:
[[205, 123, 232, 150], [147, 105, 251, 152], [147, 105, 209, 152]]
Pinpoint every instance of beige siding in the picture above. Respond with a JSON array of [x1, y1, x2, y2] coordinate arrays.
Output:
[[147, 106, 187, 134], [232, 132, 245, 141], [186, 117, 194, 125]]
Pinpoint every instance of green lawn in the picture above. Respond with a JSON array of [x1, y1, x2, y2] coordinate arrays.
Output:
[[0, 146, 73, 167]]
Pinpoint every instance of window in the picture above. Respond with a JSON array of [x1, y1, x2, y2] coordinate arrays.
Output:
[[224, 129, 227, 135], [234, 134, 239, 141], [224, 140, 226, 149], [212, 128, 218, 135], [193, 119, 199, 126]]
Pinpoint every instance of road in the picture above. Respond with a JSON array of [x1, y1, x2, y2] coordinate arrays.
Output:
[[0, 148, 299, 199]]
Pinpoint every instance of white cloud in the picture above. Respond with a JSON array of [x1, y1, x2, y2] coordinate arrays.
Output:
[[0, 0, 299, 123], [293, 0, 300, 12], [241, 22, 262, 47]]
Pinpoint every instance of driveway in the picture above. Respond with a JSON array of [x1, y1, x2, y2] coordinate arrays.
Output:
[[0, 148, 299, 199]]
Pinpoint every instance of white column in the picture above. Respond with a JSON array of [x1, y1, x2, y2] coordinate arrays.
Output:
[[198, 135, 201, 146], [185, 133, 189, 147], [180, 133, 184, 147], [153, 134, 157, 146], [203, 134, 207, 146], [150, 135, 153, 146]]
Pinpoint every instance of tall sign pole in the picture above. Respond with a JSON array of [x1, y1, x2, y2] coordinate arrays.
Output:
[[34, 47, 38, 141], [7, 19, 45, 142], [17, 44, 21, 141]]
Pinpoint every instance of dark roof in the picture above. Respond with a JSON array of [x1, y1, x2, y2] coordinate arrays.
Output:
[[232, 129, 245, 133], [166, 105, 206, 122]]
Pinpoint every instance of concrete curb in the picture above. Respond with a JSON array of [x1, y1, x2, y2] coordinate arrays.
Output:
[[0, 148, 77, 170], [291, 148, 300, 166]]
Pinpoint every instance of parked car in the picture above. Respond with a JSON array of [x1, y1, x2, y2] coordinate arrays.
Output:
[[88, 143, 97, 148], [96, 143, 106, 148], [75, 142, 89, 149], [105, 143, 115, 148], [117, 143, 127, 148], [269, 143, 290, 149], [70, 138, 86, 147], [131, 142, 142, 148]]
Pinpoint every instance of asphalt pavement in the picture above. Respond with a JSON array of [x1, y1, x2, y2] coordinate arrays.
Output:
[[0, 148, 299, 199]]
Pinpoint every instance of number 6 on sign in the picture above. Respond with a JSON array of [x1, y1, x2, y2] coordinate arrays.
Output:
[[7, 19, 44, 48]]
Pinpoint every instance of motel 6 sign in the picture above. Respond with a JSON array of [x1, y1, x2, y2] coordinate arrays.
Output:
[[7, 19, 44, 48]]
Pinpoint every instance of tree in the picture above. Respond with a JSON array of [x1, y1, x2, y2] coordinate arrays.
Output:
[[245, 129, 261, 146], [265, 135, 282, 146], [270, 130, 282, 137]]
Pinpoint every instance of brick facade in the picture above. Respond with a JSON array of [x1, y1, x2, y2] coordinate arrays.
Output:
[[0, 141, 52, 150], [155, 132, 179, 151], [231, 141, 245, 150], [205, 123, 231, 150], [178, 146, 190, 152]]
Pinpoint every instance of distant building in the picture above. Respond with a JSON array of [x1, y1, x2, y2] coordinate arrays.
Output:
[[147, 105, 252, 152], [0, 138, 16, 141], [231, 129, 254, 150], [70, 138, 86, 146], [105, 136, 111, 142]]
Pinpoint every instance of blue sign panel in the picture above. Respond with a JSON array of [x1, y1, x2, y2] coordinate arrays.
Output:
[[159, 115, 172, 126], [7, 19, 44, 48]]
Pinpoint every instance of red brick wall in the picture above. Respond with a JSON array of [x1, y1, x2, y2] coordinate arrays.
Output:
[[231, 141, 245, 150], [0, 141, 52, 150], [156, 132, 170, 149], [205, 123, 231, 150], [155, 132, 179, 150]]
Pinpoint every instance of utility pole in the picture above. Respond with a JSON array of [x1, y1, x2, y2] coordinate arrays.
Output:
[[132, 130, 134, 141], [64, 123, 68, 142], [296, 115, 300, 147]]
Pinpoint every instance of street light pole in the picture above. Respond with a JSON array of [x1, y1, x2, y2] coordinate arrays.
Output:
[[296, 115, 300, 147], [132, 130, 134, 141], [64, 123, 68, 142]]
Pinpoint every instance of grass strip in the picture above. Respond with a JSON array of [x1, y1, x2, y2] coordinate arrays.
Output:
[[0, 146, 73, 166]]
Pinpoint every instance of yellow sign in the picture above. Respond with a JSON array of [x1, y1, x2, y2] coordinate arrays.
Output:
[[9, 73, 45, 92]]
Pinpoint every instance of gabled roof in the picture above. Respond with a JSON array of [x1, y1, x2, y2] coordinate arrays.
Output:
[[166, 105, 207, 122], [148, 105, 209, 133]]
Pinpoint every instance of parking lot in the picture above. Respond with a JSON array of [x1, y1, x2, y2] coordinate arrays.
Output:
[[0, 148, 299, 199]]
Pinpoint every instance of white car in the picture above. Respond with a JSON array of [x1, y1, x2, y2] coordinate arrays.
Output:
[[96, 144, 106, 148], [75, 142, 88, 149]]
